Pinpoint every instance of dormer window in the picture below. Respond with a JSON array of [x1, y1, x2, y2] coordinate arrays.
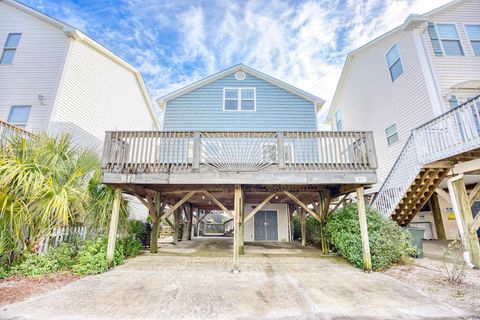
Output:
[[223, 88, 256, 111]]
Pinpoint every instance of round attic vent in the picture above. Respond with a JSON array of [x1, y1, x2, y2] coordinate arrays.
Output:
[[235, 71, 246, 81]]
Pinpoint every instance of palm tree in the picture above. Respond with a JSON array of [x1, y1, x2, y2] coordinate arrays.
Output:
[[0, 133, 127, 264]]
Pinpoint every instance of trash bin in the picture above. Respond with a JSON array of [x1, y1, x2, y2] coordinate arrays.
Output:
[[407, 227, 425, 258]]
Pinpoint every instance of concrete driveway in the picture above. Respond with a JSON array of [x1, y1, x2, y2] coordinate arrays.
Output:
[[0, 238, 466, 319]]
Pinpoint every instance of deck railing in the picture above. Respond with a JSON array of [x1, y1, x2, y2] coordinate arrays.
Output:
[[372, 95, 480, 217], [0, 120, 32, 146], [101, 131, 377, 173]]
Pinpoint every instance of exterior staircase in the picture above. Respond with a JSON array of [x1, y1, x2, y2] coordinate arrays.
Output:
[[372, 95, 480, 225]]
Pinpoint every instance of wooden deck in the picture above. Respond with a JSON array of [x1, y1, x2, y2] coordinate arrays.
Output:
[[101, 130, 378, 187]]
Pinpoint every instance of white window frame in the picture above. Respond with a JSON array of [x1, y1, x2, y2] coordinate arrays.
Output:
[[8, 105, 31, 129], [464, 24, 480, 56], [385, 43, 404, 82], [434, 23, 464, 56], [385, 123, 399, 146], [223, 87, 256, 112], [1, 33, 21, 65]]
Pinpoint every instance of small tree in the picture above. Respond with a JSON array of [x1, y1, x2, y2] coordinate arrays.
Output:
[[442, 238, 467, 284]]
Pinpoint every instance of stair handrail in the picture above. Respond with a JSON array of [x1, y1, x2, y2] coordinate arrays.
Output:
[[372, 94, 480, 217]]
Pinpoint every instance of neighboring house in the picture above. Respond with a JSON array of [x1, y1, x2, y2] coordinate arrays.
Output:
[[158, 64, 325, 242], [0, 0, 160, 150], [0, 0, 159, 219], [328, 0, 480, 241]]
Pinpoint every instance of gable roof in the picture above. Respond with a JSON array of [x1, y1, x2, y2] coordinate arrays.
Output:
[[157, 64, 325, 111], [1, 0, 160, 129], [327, 0, 466, 121]]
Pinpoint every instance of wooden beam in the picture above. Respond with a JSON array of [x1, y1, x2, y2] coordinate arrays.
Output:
[[435, 188, 452, 205], [199, 210, 210, 223], [243, 193, 277, 223], [448, 175, 480, 268], [202, 190, 234, 218], [469, 214, 480, 234], [356, 187, 372, 272], [160, 191, 196, 220], [232, 185, 242, 273], [173, 209, 180, 245], [283, 191, 322, 222], [328, 194, 349, 215], [300, 209, 306, 246], [106, 188, 122, 266], [164, 217, 174, 228], [468, 181, 480, 205], [430, 193, 446, 240], [453, 158, 480, 174]]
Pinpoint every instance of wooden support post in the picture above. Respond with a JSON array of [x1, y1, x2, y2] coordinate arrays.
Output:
[[356, 187, 372, 271], [448, 175, 480, 268], [187, 203, 194, 240], [288, 205, 294, 242], [300, 209, 306, 247], [430, 193, 446, 240], [195, 209, 201, 237], [182, 205, 190, 241], [232, 184, 242, 273], [173, 209, 180, 245], [239, 188, 245, 255], [106, 188, 122, 266]]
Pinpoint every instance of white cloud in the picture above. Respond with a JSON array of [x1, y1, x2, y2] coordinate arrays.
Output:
[[24, 0, 454, 125]]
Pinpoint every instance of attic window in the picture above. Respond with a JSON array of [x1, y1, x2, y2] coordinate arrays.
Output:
[[223, 88, 256, 111], [235, 71, 246, 80]]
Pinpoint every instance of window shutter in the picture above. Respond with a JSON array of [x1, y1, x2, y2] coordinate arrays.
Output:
[[427, 22, 443, 56]]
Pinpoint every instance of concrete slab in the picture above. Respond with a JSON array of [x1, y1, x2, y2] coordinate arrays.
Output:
[[0, 238, 466, 320]]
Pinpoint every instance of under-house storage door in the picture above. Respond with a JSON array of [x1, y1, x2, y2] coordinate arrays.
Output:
[[254, 210, 278, 241]]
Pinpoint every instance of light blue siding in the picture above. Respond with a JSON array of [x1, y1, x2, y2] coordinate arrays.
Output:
[[163, 72, 317, 131]]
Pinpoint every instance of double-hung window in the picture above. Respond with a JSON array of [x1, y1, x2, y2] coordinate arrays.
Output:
[[436, 24, 463, 56], [386, 44, 404, 82], [385, 123, 399, 146], [224, 88, 256, 111], [8, 105, 31, 129], [1, 33, 21, 64], [465, 25, 480, 56]]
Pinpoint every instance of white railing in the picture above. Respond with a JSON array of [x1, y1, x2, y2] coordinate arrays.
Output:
[[37, 226, 87, 254], [101, 131, 377, 173], [223, 219, 234, 234], [0, 120, 32, 146], [372, 95, 480, 217]]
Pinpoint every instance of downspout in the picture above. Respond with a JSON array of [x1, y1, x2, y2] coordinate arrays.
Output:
[[446, 173, 474, 268]]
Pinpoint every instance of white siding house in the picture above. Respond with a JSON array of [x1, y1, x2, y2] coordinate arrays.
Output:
[[328, 0, 480, 240], [0, 0, 159, 149]]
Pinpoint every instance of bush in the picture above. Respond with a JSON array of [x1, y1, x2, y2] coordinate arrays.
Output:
[[325, 204, 415, 270], [121, 237, 142, 257], [293, 215, 301, 240], [9, 254, 60, 277], [0, 266, 8, 279], [72, 237, 123, 275]]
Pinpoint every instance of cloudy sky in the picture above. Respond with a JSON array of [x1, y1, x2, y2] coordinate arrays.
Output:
[[22, 0, 451, 123]]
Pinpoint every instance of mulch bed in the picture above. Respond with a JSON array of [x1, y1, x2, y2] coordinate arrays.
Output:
[[0, 273, 81, 306]]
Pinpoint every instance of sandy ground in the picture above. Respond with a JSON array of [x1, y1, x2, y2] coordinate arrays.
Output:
[[0, 273, 80, 306], [384, 241, 480, 317], [0, 238, 467, 320]]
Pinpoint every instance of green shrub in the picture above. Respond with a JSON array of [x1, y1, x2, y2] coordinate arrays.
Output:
[[121, 237, 142, 257], [293, 215, 301, 240], [325, 204, 415, 270], [0, 266, 8, 279], [72, 237, 123, 275], [9, 254, 60, 276], [306, 217, 322, 245]]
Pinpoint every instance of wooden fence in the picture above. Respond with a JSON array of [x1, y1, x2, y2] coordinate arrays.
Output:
[[37, 226, 87, 254]]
